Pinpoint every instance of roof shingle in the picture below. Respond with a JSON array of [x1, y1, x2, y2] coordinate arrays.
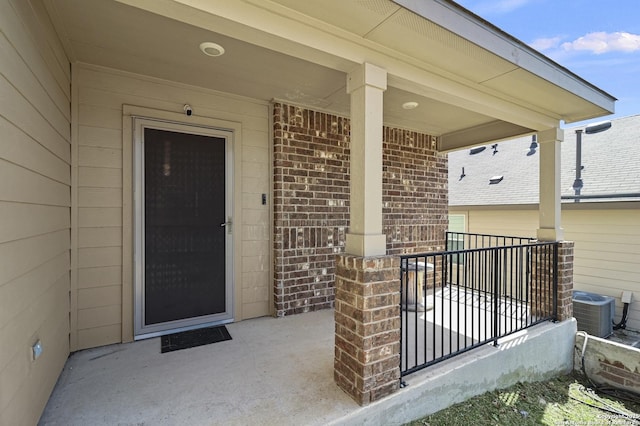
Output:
[[448, 114, 640, 206]]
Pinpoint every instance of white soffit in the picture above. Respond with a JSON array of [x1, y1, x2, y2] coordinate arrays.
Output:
[[269, 0, 615, 124], [102, 0, 537, 135], [51, 0, 615, 147], [263, 0, 403, 38], [440, 120, 533, 152], [482, 69, 592, 124], [393, 0, 616, 121], [384, 87, 491, 135], [47, 0, 349, 110], [365, 6, 518, 85]]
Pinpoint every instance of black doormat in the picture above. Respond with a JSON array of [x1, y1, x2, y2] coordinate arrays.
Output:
[[161, 325, 231, 353]]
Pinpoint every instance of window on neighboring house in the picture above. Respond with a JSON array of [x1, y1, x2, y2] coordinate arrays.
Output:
[[448, 214, 466, 264]]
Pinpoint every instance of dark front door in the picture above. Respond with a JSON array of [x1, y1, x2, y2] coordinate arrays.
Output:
[[142, 127, 228, 331]]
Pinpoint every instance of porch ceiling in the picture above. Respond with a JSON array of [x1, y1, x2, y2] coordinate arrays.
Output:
[[44, 0, 615, 150]]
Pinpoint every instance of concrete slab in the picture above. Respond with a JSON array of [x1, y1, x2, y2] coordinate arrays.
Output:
[[39, 309, 577, 426], [39, 310, 359, 426]]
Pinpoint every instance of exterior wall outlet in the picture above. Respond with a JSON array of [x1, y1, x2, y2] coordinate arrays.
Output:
[[32, 340, 43, 361], [621, 291, 633, 304]]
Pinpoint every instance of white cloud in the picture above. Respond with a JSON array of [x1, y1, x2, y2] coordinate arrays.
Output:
[[530, 36, 562, 51], [561, 32, 640, 54]]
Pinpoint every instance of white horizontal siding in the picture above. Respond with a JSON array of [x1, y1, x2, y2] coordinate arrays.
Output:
[[0, 0, 71, 423], [0, 202, 68, 243], [0, 116, 70, 184], [0, 75, 69, 163]]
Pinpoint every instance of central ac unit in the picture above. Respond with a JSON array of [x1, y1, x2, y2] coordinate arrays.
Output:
[[572, 290, 615, 338]]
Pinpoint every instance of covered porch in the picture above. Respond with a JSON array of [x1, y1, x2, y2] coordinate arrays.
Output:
[[0, 0, 616, 424], [40, 309, 576, 425]]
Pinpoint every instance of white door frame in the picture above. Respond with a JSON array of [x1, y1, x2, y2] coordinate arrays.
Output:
[[133, 117, 234, 339]]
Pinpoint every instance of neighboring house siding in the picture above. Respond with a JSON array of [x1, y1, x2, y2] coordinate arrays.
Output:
[[460, 208, 538, 238], [73, 64, 271, 349], [0, 0, 71, 424], [273, 103, 447, 316], [566, 209, 640, 331], [452, 207, 640, 331]]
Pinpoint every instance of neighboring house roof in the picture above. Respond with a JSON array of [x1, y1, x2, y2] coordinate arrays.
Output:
[[448, 114, 640, 206]]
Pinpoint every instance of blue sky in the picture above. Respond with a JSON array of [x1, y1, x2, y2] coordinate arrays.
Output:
[[454, 0, 640, 125]]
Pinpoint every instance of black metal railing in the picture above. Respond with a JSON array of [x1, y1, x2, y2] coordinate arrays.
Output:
[[400, 234, 558, 378], [446, 231, 536, 251]]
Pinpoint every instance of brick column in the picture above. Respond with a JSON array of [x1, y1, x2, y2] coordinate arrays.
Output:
[[531, 241, 574, 321], [556, 241, 574, 321], [334, 254, 400, 405]]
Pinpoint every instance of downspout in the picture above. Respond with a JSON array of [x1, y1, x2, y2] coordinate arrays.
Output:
[[572, 130, 583, 203]]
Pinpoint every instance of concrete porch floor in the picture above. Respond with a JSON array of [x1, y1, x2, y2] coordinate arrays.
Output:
[[39, 308, 577, 425], [40, 309, 359, 426]]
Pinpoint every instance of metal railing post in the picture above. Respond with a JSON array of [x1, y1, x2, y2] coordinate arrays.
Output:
[[493, 249, 500, 346], [399, 257, 405, 386]]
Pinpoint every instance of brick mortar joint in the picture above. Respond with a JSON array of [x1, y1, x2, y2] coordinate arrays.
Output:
[[355, 357, 401, 369]]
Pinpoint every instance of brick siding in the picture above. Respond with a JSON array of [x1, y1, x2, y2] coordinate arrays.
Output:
[[334, 255, 401, 405], [556, 242, 574, 321], [273, 103, 447, 316], [530, 241, 574, 320], [382, 127, 448, 255]]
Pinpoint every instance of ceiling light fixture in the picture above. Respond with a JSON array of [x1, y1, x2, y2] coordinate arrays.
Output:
[[199, 42, 225, 57], [402, 101, 419, 110]]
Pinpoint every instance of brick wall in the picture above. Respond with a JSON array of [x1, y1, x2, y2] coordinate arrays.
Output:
[[531, 241, 574, 321], [334, 255, 401, 405], [273, 104, 350, 316], [556, 242, 574, 321], [273, 103, 447, 316], [382, 127, 448, 255]]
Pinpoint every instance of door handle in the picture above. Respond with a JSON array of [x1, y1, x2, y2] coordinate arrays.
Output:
[[220, 217, 232, 234]]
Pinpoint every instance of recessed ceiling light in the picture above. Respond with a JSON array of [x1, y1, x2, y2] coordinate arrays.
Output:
[[402, 101, 419, 110], [199, 42, 225, 57]]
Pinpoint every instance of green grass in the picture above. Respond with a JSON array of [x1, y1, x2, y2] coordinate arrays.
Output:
[[406, 371, 640, 425]]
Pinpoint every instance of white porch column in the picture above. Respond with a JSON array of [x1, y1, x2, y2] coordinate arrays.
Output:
[[345, 63, 387, 256], [537, 127, 564, 241]]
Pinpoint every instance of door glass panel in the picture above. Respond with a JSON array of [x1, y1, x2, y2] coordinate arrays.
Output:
[[144, 128, 226, 325]]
